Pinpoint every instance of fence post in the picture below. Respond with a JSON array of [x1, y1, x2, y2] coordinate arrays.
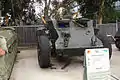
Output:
[[116, 20, 118, 32]]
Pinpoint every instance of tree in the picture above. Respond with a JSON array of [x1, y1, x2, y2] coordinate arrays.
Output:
[[98, 0, 105, 24], [36, 0, 74, 20], [36, 0, 52, 20], [1, 0, 36, 25], [75, 0, 119, 24]]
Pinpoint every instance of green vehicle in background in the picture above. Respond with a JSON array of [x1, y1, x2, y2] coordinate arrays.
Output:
[[0, 27, 19, 80]]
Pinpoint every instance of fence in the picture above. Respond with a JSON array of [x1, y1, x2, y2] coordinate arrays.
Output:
[[9, 25, 43, 47], [97, 23, 117, 36], [4, 22, 120, 47]]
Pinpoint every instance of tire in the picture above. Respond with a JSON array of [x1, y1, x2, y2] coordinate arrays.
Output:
[[115, 39, 120, 50], [37, 35, 50, 68], [96, 33, 112, 59]]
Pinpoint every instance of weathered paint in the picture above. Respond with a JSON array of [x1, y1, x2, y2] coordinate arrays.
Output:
[[0, 27, 18, 80]]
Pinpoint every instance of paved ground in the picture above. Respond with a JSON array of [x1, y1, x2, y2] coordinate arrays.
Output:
[[10, 45, 120, 80]]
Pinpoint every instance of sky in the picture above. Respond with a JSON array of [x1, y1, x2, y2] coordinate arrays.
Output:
[[33, 0, 80, 18], [33, 2, 43, 15], [115, 1, 120, 7], [33, 0, 63, 16]]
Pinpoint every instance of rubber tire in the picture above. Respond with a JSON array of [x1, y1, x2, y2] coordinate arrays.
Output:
[[37, 36, 50, 68], [115, 39, 120, 50], [96, 33, 112, 59]]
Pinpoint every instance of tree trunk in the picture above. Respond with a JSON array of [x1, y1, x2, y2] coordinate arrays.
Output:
[[98, 13, 103, 24], [0, 1, 1, 17], [11, 0, 16, 25], [44, 0, 51, 20], [44, 0, 48, 20], [0, 10, 1, 17], [98, 0, 105, 24]]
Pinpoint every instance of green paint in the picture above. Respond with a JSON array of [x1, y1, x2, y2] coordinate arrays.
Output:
[[0, 27, 18, 80]]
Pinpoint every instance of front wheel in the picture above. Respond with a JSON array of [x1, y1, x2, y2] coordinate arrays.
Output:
[[115, 39, 120, 50], [96, 33, 112, 59], [37, 35, 51, 68]]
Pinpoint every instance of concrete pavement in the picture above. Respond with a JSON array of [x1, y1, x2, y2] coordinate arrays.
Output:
[[10, 45, 120, 80]]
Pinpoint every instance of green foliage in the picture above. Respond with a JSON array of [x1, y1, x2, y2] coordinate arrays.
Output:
[[75, 0, 99, 19], [1, 0, 36, 25], [1, 0, 12, 16], [1, 0, 31, 17], [75, 0, 120, 23], [103, 10, 120, 23]]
